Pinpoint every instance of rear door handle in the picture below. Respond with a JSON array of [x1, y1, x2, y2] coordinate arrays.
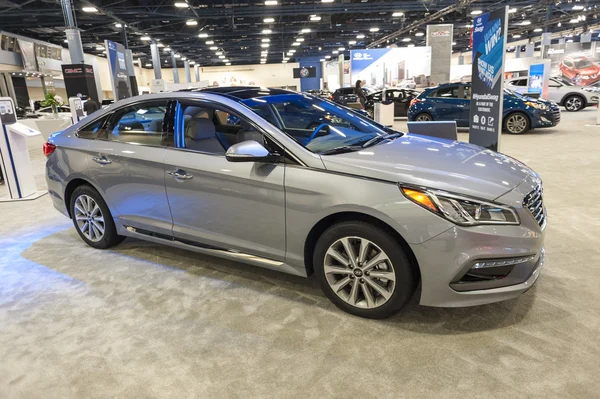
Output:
[[168, 169, 194, 180], [92, 156, 112, 165]]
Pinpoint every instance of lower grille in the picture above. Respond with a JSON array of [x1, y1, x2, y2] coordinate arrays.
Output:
[[523, 185, 546, 227], [552, 108, 561, 124]]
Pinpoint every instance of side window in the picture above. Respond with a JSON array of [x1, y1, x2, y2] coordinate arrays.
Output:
[[433, 86, 459, 98], [107, 101, 168, 146], [563, 60, 572, 68], [77, 115, 110, 139], [178, 103, 262, 154], [516, 79, 528, 87]]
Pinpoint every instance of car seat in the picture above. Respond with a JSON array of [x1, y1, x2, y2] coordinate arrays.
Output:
[[185, 118, 224, 153]]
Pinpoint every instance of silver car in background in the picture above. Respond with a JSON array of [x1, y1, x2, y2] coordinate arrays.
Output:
[[44, 87, 546, 319]]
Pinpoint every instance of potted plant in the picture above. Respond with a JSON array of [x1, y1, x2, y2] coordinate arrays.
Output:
[[40, 91, 64, 118]]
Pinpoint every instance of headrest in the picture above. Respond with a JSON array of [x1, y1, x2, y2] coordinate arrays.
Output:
[[184, 106, 210, 119], [187, 118, 216, 140]]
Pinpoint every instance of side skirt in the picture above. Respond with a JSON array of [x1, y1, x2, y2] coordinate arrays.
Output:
[[120, 225, 308, 278]]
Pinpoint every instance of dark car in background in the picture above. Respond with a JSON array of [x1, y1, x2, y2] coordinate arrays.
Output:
[[407, 82, 560, 134], [304, 89, 331, 99], [331, 87, 359, 105], [366, 89, 420, 117]]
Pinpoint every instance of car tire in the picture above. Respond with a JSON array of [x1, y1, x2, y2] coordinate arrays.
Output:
[[415, 113, 433, 122], [313, 221, 417, 319], [503, 112, 530, 134], [563, 95, 585, 112], [70, 185, 124, 249]]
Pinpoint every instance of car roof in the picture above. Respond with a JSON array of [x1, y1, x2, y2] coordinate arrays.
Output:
[[196, 86, 296, 99]]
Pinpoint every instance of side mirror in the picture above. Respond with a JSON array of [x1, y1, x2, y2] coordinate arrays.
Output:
[[225, 140, 278, 163]]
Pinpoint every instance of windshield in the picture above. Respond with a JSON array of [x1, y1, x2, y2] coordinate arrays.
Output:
[[504, 88, 522, 98], [240, 93, 399, 154], [575, 59, 594, 69]]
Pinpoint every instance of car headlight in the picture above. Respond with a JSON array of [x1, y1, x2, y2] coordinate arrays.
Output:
[[400, 185, 520, 226], [524, 101, 548, 111]]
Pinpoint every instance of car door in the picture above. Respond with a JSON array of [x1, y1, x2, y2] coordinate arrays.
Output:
[[84, 99, 174, 236], [429, 85, 468, 122], [163, 100, 286, 260]]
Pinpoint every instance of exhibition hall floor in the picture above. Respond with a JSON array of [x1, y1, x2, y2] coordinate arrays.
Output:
[[1, 110, 599, 398]]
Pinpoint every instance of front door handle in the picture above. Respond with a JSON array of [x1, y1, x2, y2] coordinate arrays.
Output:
[[92, 156, 112, 165], [168, 169, 194, 180]]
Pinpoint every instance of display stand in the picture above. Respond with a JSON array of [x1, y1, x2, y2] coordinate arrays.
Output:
[[69, 97, 85, 124], [0, 97, 46, 202]]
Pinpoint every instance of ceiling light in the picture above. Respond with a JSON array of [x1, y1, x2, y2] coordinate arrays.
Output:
[[174, 54, 181, 58], [209, 46, 218, 50], [261, 43, 270, 47], [164, 47, 171, 51], [567, 39, 574, 43], [260, 60, 266, 64], [369, 27, 379, 32], [319, 58, 325, 61], [282, 60, 288, 63], [289, 49, 296, 53], [508, 8, 517, 13], [520, 20, 531, 26], [301, 28, 311, 33], [144, 63, 152, 67], [226, 62, 231, 66], [470, 10, 483, 15], [206, 40, 214, 45], [198, 33, 208, 38], [310, 15, 322, 21], [63, 39, 69, 43], [569, 18, 579, 23], [557, 22, 562, 27], [262, 29, 272, 34], [174, 2, 188, 7], [402, 38, 411, 42], [157, 43, 165, 47], [572, 5, 584, 10], [513, 34, 521, 38], [182, 57, 187, 61], [534, 28, 543, 32], [348, 40, 356, 45], [415, 32, 424, 37], [322, 0, 334, 3], [265, 0, 278, 5], [392, 12, 404, 17], [261, 50, 268, 54], [189, 61, 195, 64], [296, 38, 305, 42], [292, 42, 301, 46], [325, 55, 331, 59], [223, 59, 229, 62], [338, 47, 345, 51], [186, 20, 198, 26], [451, 42, 456, 45], [82, 6, 98, 12], [95, 45, 104, 50], [141, 36, 151, 41], [407, 44, 415, 47], [357, 34, 365, 39], [216, 51, 223, 55], [332, 50, 339, 54], [218, 55, 225, 59], [262, 38, 270, 42], [264, 17, 275, 23], [283, 57, 290, 61], [115, 23, 122, 28]]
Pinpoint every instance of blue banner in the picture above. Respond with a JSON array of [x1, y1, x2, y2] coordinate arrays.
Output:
[[528, 64, 545, 95]]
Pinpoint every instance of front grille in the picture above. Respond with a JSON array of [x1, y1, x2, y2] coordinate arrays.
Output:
[[552, 107, 561, 124], [523, 185, 546, 227]]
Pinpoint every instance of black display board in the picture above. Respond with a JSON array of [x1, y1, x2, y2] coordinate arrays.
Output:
[[61, 64, 100, 104], [11, 76, 30, 108], [293, 67, 317, 79]]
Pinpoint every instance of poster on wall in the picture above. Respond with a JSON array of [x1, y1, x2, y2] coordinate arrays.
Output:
[[105, 40, 132, 100], [468, 6, 508, 151], [350, 47, 432, 89], [17, 40, 37, 72], [527, 64, 545, 95], [293, 67, 317, 78], [543, 42, 600, 86]]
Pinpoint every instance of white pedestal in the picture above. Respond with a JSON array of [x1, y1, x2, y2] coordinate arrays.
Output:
[[374, 102, 395, 127], [0, 122, 41, 199], [19, 118, 72, 141]]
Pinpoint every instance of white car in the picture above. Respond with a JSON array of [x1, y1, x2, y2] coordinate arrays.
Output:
[[505, 76, 599, 112], [398, 79, 417, 89], [36, 106, 72, 119]]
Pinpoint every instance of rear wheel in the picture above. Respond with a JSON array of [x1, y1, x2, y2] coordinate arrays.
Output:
[[415, 113, 433, 122], [70, 185, 124, 249], [503, 112, 530, 134], [314, 221, 417, 319], [563, 95, 585, 112]]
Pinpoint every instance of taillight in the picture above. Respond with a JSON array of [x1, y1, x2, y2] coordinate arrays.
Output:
[[43, 142, 56, 157], [409, 98, 420, 108]]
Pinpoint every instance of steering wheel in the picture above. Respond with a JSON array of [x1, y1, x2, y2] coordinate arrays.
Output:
[[305, 123, 330, 144]]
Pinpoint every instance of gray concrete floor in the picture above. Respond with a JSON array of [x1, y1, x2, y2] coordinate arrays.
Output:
[[1, 109, 600, 398]]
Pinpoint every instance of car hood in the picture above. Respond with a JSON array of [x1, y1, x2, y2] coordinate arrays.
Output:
[[578, 65, 600, 75], [320, 134, 538, 201]]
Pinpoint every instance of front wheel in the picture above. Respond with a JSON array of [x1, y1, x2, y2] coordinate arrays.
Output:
[[503, 112, 530, 134], [314, 221, 417, 319], [414, 113, 433, 122], [563, 95, 584, 112], [70, 185, 124, 249]]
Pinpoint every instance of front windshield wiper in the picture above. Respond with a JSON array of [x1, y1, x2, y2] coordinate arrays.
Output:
[[361, 132, 402, 148], [319, 145, 363, 155]]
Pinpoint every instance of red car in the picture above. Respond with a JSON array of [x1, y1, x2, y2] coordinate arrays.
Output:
[[559, 56, 600, 85]]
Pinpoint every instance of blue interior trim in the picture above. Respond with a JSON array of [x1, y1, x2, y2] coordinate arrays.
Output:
[[174, 102, 183, 148]]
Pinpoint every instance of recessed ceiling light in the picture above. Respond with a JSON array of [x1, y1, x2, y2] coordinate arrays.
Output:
[[508, 8, 517, 13], [534, 28, 543, 32], [264, 17, 275, 23], [289, 49, 296, 53], [260, 61, 266, 64], [262, 38, 270, 42], [205, 40, 214, 45], [218, 55, 225, 59], [261, 43, 270, 47], [115, 23, 122, 28], [470, 10, 483, 15], [282, 60, 288, 63], [186, 20, 198, 26], [369, 27, 379, 32], [174, 54, 181, 58], [332, 50, 339, 54], [174, 2, 188, 8], [145, 63, 152, 67], [348, 40, 356, 45], [198, 33, 208, 38], [292, 42, 300, 46], [209, 46, 218, 50], [226, 62, 231, 66], [296, 37, 305, 42], [357, 34, 365, 39], [265, 0, 278, 5], [82, 6, 98, 12], [338, 47, 345, 51], [283, 57, 290, 61], [223, 59, 229, 62], [262, 29, 272, 34], [189, 61, 195, 64], [319, 58, 325, 61], [164, 47, 171, 51], [415, 32, 424, 37], [310, 15, 322, 21], [301, 28, 311, 33], [402, 38, 411, 42], [216, 51, 223, 55], [182, 57, 187, 60], [392, 12, 404, 17], [325, 55, 331, 59], [141, 36, 151, 41]]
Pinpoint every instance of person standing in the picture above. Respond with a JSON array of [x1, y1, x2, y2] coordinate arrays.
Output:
[[355, 79, 368, 108], [82, 95, 99, 115]]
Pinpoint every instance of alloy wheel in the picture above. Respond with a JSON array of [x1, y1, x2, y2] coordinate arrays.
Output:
[[565, 96, 582, 111], [506, 114, 527, 134], [74, 194, 105, 242], [416, 114, 432, 121], [324, 236, 396, 309]]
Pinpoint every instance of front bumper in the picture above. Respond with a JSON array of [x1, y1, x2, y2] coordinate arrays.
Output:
[[531, 107, 560, 128], [410, 174, 546, 307]]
